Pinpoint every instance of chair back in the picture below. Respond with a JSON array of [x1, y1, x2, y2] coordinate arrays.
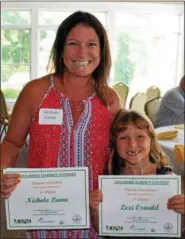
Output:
[[146, 86, 161, 101], [129, 93, 147, 112], [144, 97, 161, 124], [112, 82, 129, 108], [0, 90, 9, 121]]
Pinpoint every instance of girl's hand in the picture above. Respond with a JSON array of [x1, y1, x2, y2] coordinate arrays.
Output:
[[167, 194, 185, 215], [1, 173, 21, 199], [89, 189, 103, 213]]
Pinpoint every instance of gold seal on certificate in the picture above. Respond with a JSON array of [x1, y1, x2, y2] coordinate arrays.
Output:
[[4, 167, 89, 230], [99, 175, 181, 238]]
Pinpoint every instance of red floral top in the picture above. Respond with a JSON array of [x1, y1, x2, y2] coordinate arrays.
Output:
[[26, 76, 113, 239]]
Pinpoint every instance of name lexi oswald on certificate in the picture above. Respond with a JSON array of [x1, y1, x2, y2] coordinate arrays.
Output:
[[99, 175, 181, 238], [4, 167, 89, 230]]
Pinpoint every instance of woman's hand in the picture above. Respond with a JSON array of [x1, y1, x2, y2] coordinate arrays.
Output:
[[89, 189, 103, 214], [167, 194, 185, 215], [1, 173, 21, 199]]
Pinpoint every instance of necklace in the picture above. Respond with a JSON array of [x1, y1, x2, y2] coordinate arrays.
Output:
[[76, 101, 84, 114]]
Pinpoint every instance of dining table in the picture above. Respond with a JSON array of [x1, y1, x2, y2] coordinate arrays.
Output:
[[155, 124, 184, 175]]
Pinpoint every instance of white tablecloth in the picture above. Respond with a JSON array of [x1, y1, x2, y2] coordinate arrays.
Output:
[[155, 125, 184, 175]]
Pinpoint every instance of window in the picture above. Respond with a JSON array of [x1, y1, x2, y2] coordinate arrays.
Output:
[[1, 2, 184, 110], [113, 12, 183, 95], [38, 11, 73, 77], [1, 10, 31, 110], [39, 29, 56, 77]]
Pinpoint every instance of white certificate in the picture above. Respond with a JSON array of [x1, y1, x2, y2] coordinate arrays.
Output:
[[99, 175, 181, 237], [4, 167, 89, 230]]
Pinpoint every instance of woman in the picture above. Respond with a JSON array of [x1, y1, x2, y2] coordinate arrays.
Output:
[[90, 110, 184, 238], [1, 11, 121, 239]]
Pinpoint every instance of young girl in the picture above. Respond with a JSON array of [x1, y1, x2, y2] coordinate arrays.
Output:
[[90, 110, 184, 238]]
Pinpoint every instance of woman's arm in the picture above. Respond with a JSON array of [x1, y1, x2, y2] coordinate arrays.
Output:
[[1, 82, 33, 198], [1, 82, 33, 168], [1, 76, 50, 169], [1, 77, 49, 198]]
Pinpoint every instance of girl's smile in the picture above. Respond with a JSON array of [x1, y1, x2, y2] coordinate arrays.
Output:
[[116, 122, 151, 167]]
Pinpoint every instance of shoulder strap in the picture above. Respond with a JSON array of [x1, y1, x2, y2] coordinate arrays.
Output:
[[50, 75, 54, 88]]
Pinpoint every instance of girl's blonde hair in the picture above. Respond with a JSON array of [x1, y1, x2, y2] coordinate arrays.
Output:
[[108, 109, 171, 175]]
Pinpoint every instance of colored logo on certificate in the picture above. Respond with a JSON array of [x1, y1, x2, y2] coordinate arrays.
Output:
[[106, 225, 123, 231], [13, 219, 31, 224]]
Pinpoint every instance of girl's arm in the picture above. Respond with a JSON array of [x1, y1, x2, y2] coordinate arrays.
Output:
[[167, 176, 185, 232], [89, 189, 103, 233], [167, 194, 185, 215]]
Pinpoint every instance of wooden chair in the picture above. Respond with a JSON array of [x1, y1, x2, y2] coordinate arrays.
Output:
[[146, 86, 161, 101], [0, 90, 9, 141], [129, 93, 147, 112], [144, 97, 161, 124], [112, 82, 129, 108]]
